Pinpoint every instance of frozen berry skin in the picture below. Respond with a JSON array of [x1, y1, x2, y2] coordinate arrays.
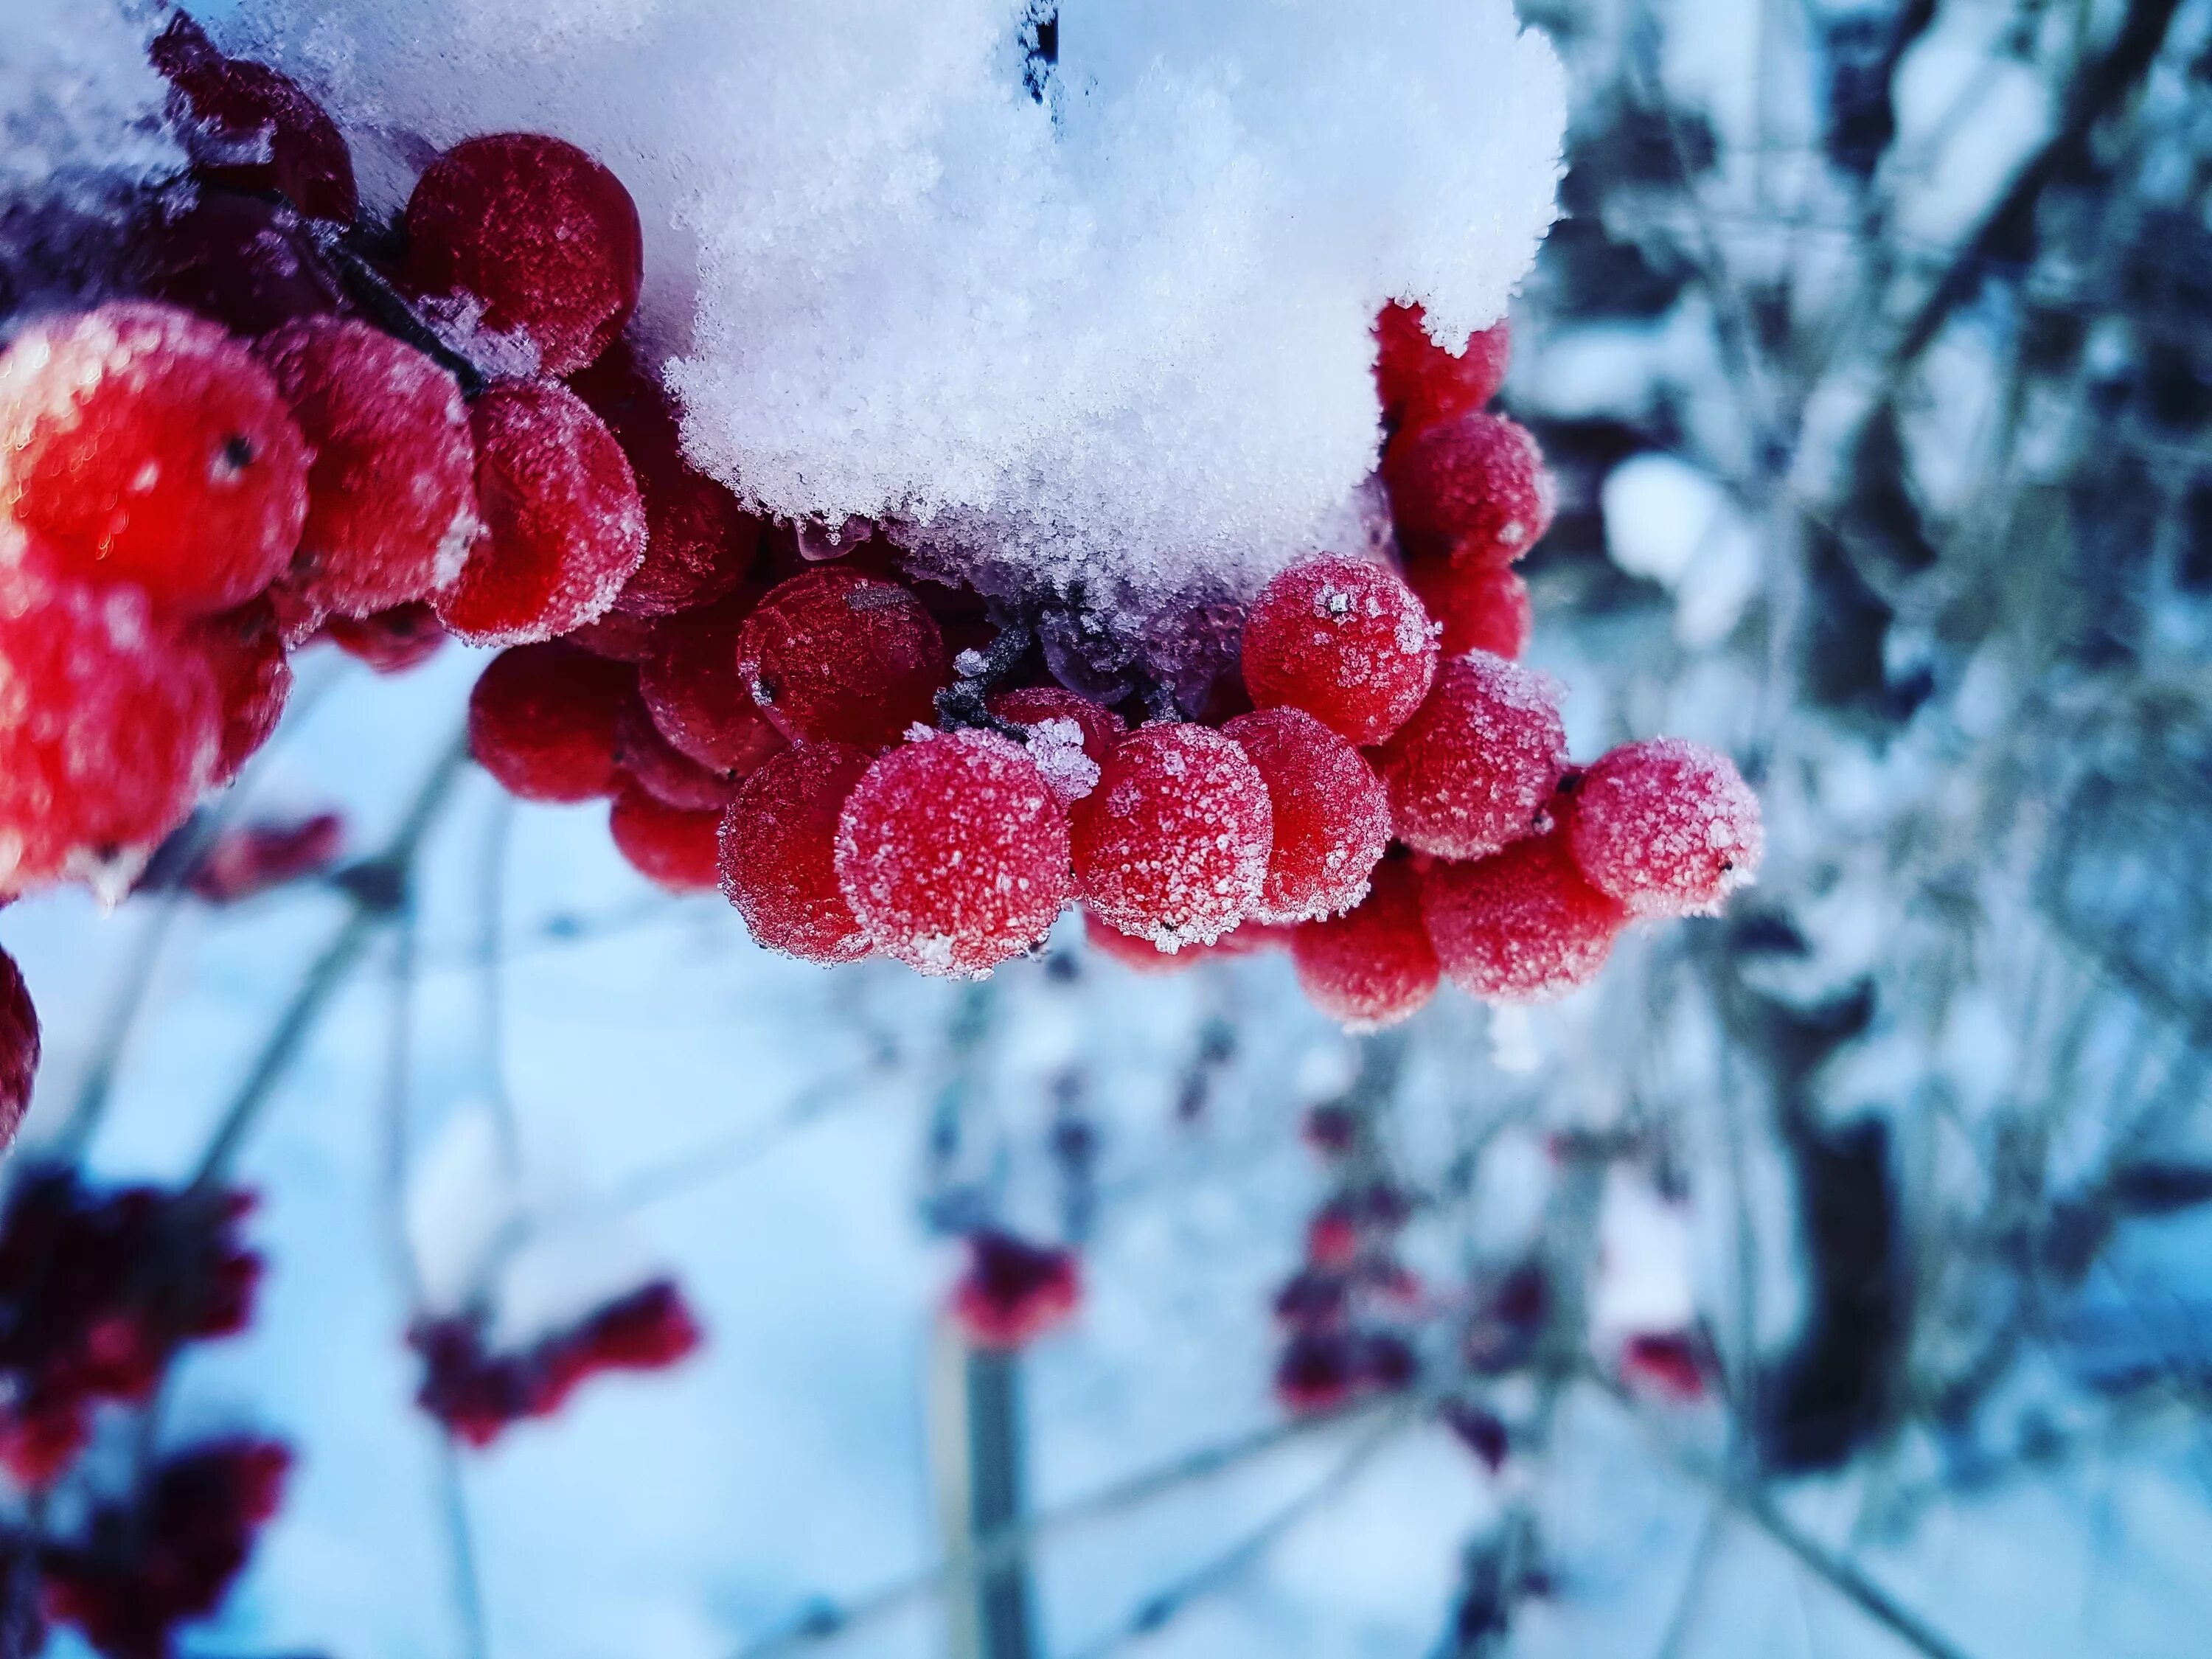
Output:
[[321, 603, 445, 674], [1374, 651, 1568, 860], [639, 594, 787, 774], [436, 380, 647, 647], [1222, 708, 1390, 924], [1403, 556, 1531, 660], [1382, 411, 1555, 566], [184, 598, 292, 787], [403, 133, 643, 376], [0, 302, 309, 616], [0, 947, 38, 1150], [616, 692, 737, 812], [1374, 302, 1510, 436], [737, 568, 947, 751], [835, 730, 1074, 978], [1567, 738, 1763, 917], [135, 191, 346, 340], [1241, 554, 1438, 746], [988, 686, 1124, 801], [256, 319, 479, 619], [1290, 859, 1439, 1030], [609, 784, 722, 893], [1421, 832, 1627, 1003], [466, 642, 632, 803], [566, 610, 661, 664], [0, 570, 219, 892], [152, 14, 358, 221], [1082, 911, 1284, 973], [1071, 724, 1273, 950], [569, 341, 759, 618], [718, 744, 873, 964]]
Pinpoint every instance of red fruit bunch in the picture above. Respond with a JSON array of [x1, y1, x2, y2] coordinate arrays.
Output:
[[1272, 1127, 1422, 1414], [949, 1231, 1082, 1349]]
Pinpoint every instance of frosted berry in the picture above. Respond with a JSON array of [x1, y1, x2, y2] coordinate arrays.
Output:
[[1566, 738, 1764, 917], [1290, 860, 1439, 1030], [0, 303, 309, 615], [0, 947, 37, 1150], [616, 693, 737, 811], [1374, 302, 1510, 436], [1374, 651, 1567, 860], [1403, 556, 1531, 659], [989, 685, 1124, 801], [1382, 411, 1555, 565], [1421, 832, 1627, 1003], [256, 319, 479, 618], [566, 610, 661, 664], [1222, 709, 1389, 923], [321, 602, 445, 673], [1082, 911, 1283, 974], [737, 568, 947, 750], [835, 730, 1073, 977], [951, 1232, 1080, 1349], [436, 380, 647, 646], [718, 744, 873, 964], [570, 341, 759, 617], [136, 191, 346, 339], [639, 593, 787, 774], [609, 784, 722, 893], [0, 571, 218, 893], [1240, 554, 1438, 745], [1071, 724, 1273, 950], [152, 14, 358, 220], [403, 133, 643, 376], [185, 597, 292, 787], [466, 642, 631, 803]]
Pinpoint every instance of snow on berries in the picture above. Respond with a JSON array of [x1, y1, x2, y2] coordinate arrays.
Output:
[[1239, 554, 1439, 746], [737, 568, 948, 751], [989, 686, 1124, 801], [150, 13, 358, 222], [950, 1231, 1081, 1349], [1383, 409, 1556, 566], [1221, 708, 1391, 925], [1289, 859, 1440, 1031], [1375, 650, 1568, 860], [466, 641, 632, 804], [1374, 302, 1511, 437], [1566, 738, 1764, 917], [719, 744, 875, 965], [1422, 831, 1628, 1003], [0, 947, 38, 1150]]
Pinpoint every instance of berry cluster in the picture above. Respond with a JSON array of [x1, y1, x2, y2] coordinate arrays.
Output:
[[947, 1231, 1082, 1349]]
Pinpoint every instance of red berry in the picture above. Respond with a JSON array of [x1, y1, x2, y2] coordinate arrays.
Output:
[[988, 685, 1124, 801], [1081, 911, 1284, 973], [737, 568, 947, 750], [0, 303, 309, 615], [1566, 738, 1764, 917], [566, 609, 662, 664], [152, 14, 358, 220], [639, 592, 787, 773], [1275, 1332, 1355, 1415], [951, 1232, 1080, 1348], [1071, 724, 1273, 950], [718, 744, 873, 964], [1403, 556, 1531, 659], [569, 341, 759, 618], [187, 814, 344, 904], [1373, 651, 1567, 860], [1621, 1332, 1709, 1402], [609, 783, 722, 893], [466, 642, 631, 803], [265, 580, 327, 647], [1421, 832, 1627, 1003], [256, 319, 479, 618], [436, 380, 647, 646], [403, 133, 643, 376], [1382, 411, 1555, 565], [135, 191, 346, 339], [1290, 859, 1439, 1030], [1374, 302, 1510, 436], [321, 602, 445, 673], [1240, 554, 1438, 745], [0, 947, 38, 1151], [1221, 709, 1389, 923], [0, 571, 218, 893], [184, 597, 292, 787], [616, 692, 737, 811]]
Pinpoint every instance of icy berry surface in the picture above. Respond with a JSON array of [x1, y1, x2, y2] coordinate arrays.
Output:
[[1383, 410, 1555, 564], [466, 642, 630, 803], [566, 609, 661, 664], [615, 692, 737, 812], [403, 133, 643, 377], [1374, 303, 1509, 436], [1072, 723, 1274, 950], [1290, 858, 1439, 1030], [608, 783, 722, 893], [718, 743, 873, 964], [639, 593, 787, 775], [1422, 831, 1627, 1003], [321, 602, 445, 673], [0, 947, 38, 1151], [835, 729, 1073, 977], [1222, 708, 1390, 924], [1567, 738, 1764, 917], [1240, 554, 1438, 745], [136, 192, 346, 340], [152, 14, 358, 221], [951, 1232, 1081, 1349], [737, 568, 947, 751], [256, 319, 478, 619], [1404, 555, 1531, 659], [1374, 650, 1567, 860], [0, 302, 308, 615], [436, 380, 646, 646], [989, 686, 1124, 801], [185, 597, 292, 787]]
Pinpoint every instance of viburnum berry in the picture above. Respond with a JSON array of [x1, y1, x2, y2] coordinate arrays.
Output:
[[403, 133, 643, 376], [1081, 911, 1284, 974], [1403, 556, 1531, 659], [0, 302, 309, 615], [0, 570, 219, 894], [256, 318, 479, 618], [570, 341, 759, 617], [466, 642, 633, 803], [437, 380, 647, 646], [835, 730, 1073, 977], [989, 685, 1124, 801], [1290, 858, 1440, 1031], [1565, 738, 1764, 917], [1071, 724, 1274, 950], [1275, 1331, 1355, 1415], [1382, 410, 1556, 565], [320, 602, 446, 674], [152, 13, 358, 220], [737, 568, 947, 750], [1222, 708, 1390, 923], [1240, 554, 1439, 745], [566, 609, 661, 664], [950, 1231, 1080, 1348], [184, 597, 292, 787], [1421, 831, 1627, 1003], [1374, 302, 1510, 437], [0, 949, 38, 1151], [609, 783, 723, 893], [1374, 651, 1567, 860], [187, 814, 345, 905], [134, 190, 346, 339], [718, 744, 874, 964], [639, 593, 787, 774], [616, 693, 737, 811], [1621, 1331, 1710, 1402]]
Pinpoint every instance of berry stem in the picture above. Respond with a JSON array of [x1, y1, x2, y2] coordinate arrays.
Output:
[[934, 615, 1037, 740], [321, 234, 490, 399]]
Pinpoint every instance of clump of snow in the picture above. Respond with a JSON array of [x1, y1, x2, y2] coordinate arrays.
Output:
[[1601, 453, 1760, 649], [226, 0, 1565, 633], [1019, 714, 1100, 801]]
